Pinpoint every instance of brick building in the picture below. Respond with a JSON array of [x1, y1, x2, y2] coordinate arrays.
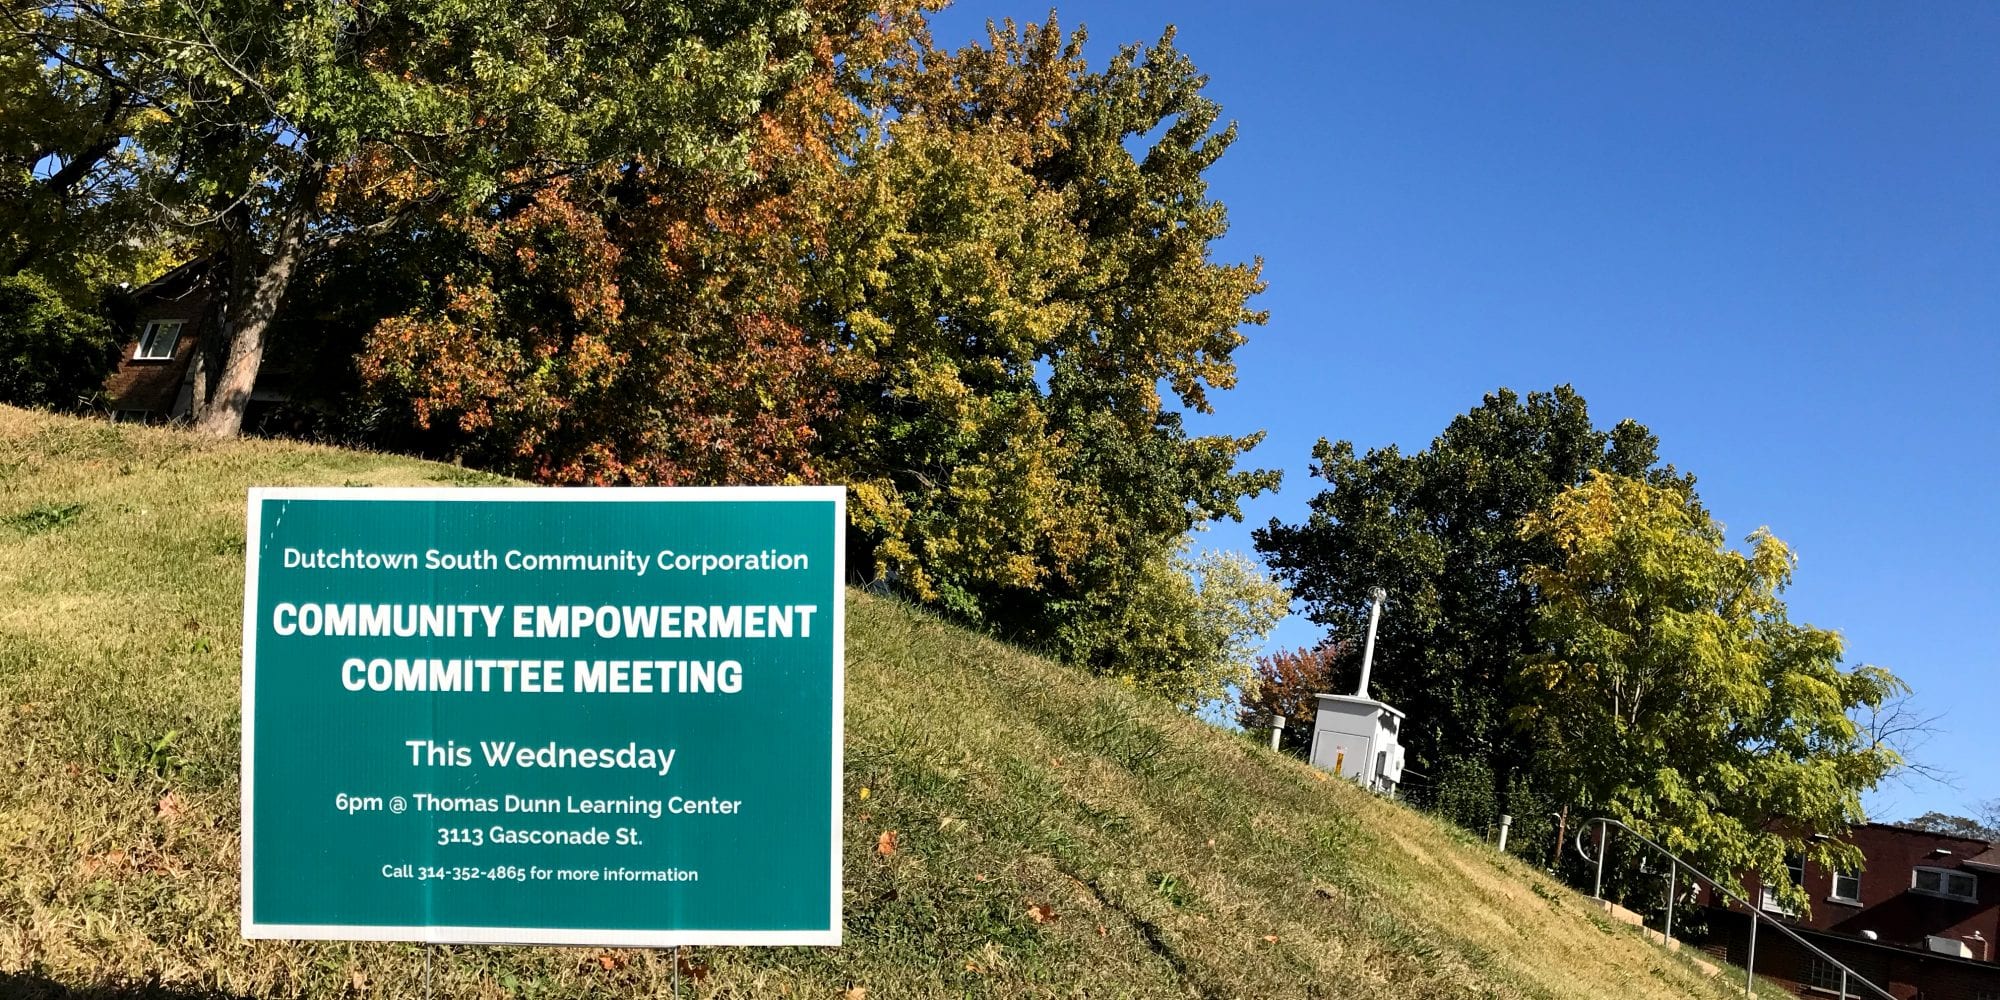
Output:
[[101, 261, 212, 422], [1699, 823, 2000, 999], [101, 260, 292, 424]]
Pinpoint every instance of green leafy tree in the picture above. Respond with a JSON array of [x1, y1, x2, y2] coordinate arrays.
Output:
[[1253, 386, 1686, 827], [1902, 808, 2000, 842], [826, 20, 1278, 686], [0, 273, 119, 409], [1519, 471, 1905, 904], [1098, 546, 1288, 711], [6, 0, 814, 436], [1, 18, 179, 320]]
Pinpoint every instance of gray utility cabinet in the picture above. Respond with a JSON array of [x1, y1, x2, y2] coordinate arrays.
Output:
[[1307, 694, 1406, 795]]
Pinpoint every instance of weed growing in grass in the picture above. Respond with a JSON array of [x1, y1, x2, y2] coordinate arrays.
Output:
[[429, 465, 512, 486], [4, 501, 83, 533], [104, 730, 187, 783], [1150, 872, 1194, 909]]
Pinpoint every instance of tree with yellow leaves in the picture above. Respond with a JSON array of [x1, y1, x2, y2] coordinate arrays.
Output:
[[1518, 471, 1905, 907]]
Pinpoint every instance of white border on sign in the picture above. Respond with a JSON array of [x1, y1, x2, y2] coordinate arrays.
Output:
[[239, 485, 847, 947]]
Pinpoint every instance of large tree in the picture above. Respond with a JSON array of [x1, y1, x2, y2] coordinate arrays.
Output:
[[1253, 386, 1689, 827], [1902, 807, 2000, 842], [0, 13, 161, 287], [351, 0, 927, 482], [1, 17, 177, 405], [1519, 471, 1904, 901], [348, 13, 1282, 706], [826, 20, 1278, 679], [6, 0, 814, 435]]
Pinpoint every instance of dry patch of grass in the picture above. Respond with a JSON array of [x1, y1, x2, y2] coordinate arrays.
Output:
[[0, 407, 1749, 998]]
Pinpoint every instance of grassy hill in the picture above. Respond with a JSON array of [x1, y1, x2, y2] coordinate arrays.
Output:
[[0, 407, 1751, 999]]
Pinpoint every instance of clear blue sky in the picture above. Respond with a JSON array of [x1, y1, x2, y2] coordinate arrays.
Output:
[[929, 2, 2000, 823]]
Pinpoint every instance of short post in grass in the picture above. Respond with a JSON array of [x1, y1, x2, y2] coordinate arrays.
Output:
[[1496, 814, 1512, 853], [1269, 714, 1284, 751]]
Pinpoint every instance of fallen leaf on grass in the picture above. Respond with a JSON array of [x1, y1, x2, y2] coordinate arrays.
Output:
[[676, 952, 709, 983], [843, 987, 868, 1000], [1096, 924, 1108, 937], [592, 951, 626, 971], [857, 786, 870, 800], [145, 851, 188, 877], [157, 792, 185, 824], [348, 968, 367, 993], [1262, 934, 1280, 944], [1027, 903, 1056, 924], [876, 830, 898, 856]]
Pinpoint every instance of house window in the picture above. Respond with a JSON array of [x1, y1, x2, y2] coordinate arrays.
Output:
[[1808, 956, 1864, 996], [1911, 866, 1977, 902], [1830, 867, 1860, 904], [134, 319, 184, 360], [1801, 954, 1860, 997], [1760, 855, 1806, 915]]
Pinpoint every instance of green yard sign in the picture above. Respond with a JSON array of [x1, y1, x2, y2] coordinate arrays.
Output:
[[240, 487, 845, 946]]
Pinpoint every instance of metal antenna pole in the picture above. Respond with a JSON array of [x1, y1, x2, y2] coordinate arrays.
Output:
[[1355, 587, 1387, 698]]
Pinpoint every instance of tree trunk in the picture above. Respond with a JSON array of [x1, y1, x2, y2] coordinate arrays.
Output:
[[192, 183, 314, 437]]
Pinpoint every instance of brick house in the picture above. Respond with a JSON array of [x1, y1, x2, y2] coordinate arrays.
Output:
[[101, 260, 292, 424], [101, 260, 211, 422], [1698, 823, 2000, 999]]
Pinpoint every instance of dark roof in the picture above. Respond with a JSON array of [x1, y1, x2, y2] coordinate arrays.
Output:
[[128, 257, 212, 303], [1860, 821, 1997, 848]]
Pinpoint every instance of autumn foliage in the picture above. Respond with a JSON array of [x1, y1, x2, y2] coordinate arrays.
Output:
[[336, 7, 1284, 703], [1235, 644, 1349, 754]]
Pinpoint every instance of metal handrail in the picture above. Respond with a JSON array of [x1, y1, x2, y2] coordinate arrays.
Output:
[[1576, 817, 1892, 1000]]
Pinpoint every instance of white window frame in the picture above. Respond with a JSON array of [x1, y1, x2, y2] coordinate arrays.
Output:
[[134, 319, 184, 361], [1801, 954, 1860, 998], [1760, 856, 1806, 915], [1829, 867, 1861, 904], [1758, 884, 1798, 915], [1911, 866, 1977, 903]]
